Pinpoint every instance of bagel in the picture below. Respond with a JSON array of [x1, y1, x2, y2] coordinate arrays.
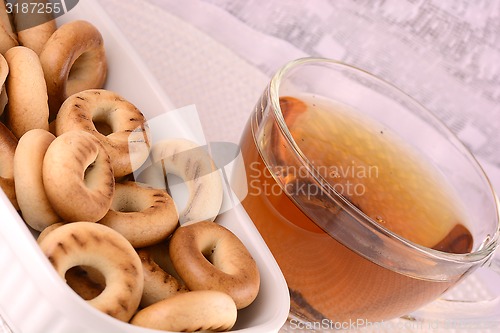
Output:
[[5, 46, 50, 138], [0, 122, 17, 209], [55, 89, 151, 177], [169, 221, 260, 309], [13, 7, 56, 54], [142, 239, 185, 283], [14, 129, 60, 230], [42, 130, 115, 222], [131, 290, 237, 332], [38, 222, 144, 322], [99, 181, 178, 248], [137, 248, 188, 308], [37, 222, 65, 244], [37, 222, 106, 300], [0, 1, 18, 55], [0, 53, 8, 116], [39, 20, 107, 117], [150, 138, 223, 224]]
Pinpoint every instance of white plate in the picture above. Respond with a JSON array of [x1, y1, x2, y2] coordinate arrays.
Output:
[[0, 0, 290, 332]]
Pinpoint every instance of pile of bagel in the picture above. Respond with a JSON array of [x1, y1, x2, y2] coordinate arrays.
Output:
[[0, 7, 260, 333]]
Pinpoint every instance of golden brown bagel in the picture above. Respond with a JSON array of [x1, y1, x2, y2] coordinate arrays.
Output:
[[14, 129, 59, 230], [37, 222, 106, 300], [169, 221, 260, 309], [42, 130, 114, 222], [56, 89, 151, 177], [39, 20, 107, 118], [131, 290, 237, 332], [5, 46, 50, 138], [39, 222, 144, 322], [99, 181, 178, 248]]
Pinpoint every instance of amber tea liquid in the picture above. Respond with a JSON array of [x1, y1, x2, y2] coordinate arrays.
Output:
[[240, 94, 473, 322]]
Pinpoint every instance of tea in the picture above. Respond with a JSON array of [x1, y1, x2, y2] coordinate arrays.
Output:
[[240, 94, 473, 322]]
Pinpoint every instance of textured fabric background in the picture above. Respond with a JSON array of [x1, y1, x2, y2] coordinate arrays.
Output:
[[97, 0, 269, 146]]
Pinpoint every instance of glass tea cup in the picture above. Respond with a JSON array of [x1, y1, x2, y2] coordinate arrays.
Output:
[[238, 58, 500, 326]]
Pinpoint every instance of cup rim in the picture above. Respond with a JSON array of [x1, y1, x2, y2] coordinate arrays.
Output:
[[268, 57, 500, 264]]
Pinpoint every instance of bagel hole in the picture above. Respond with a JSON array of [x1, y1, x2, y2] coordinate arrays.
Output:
[[67, 49, 104, 97], [92, 112, 114, 136], [65, 266, 106, 300], [93, 120, 113, 136], [201, 244, 217, 266], [68, 51, 93, 83], [84, 161, 97, 187]]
